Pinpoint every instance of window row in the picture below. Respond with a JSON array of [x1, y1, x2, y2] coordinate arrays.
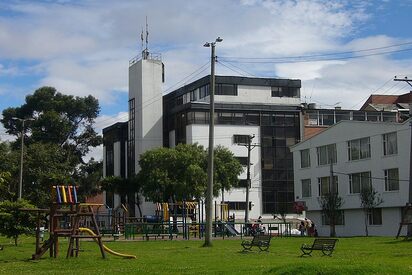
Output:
[[301, 168, 399, 197], [321, 208, 382, 226], [300, 132, 398, 168], [174, 83, 238, 107], [306, 110, 397, 126]]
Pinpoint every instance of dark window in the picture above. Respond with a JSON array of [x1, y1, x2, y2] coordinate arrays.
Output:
[[233, 134, 250, 144], [199, 84, 210, 98], [216, 84, 237, 96], [368, 208, 382, 225], [300, 149, 310, 168], [235, 157, 248, 166], [128, 98, 135, 176], [105, 148, 114, 176], [238, 179, 249, 188], [384, 168, 399, 191], [190, 89, 198, 101], [271, 87, 283, 97]]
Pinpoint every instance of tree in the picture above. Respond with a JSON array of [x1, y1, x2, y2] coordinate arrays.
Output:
[[0, 172, 14, 202], [360, 185, 383, 236], [23, 142, 75, 207], [0, 199, 36, 245], [101, 175, 142, 217], [138, 144, 208, 203], [0, 87, 102, 207], [318, 193, 343, 237], [1, 86, 102, 162], [214, 145, 244, 202], [0, 141, 18, 199], [75, 158, 103, 201]]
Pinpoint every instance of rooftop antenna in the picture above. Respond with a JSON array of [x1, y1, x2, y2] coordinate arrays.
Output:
[[140, 28, 144, 53], [145, 16, 149, 52], [142, 16, 149, 60]]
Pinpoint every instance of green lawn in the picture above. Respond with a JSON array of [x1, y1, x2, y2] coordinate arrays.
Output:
[[0, 236, 411, 274]]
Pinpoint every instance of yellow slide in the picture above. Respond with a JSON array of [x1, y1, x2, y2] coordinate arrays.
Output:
[[79, 227, 137, 259]]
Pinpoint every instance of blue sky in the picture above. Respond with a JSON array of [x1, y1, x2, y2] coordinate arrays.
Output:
[[1, 0, 412, 158]]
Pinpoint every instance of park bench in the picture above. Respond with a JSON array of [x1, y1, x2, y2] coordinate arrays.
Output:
[[241, 234, 271, 252], [144, 233, 178, 240], [300, 238, 338, 257]]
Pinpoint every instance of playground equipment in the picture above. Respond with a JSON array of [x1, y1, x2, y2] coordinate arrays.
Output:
[[29, 185, 135, 260], [396, 203, 412, 239], [79, 227, 136, 259]]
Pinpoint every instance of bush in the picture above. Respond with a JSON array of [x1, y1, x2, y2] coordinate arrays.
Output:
[[0, 199, 36, 245]]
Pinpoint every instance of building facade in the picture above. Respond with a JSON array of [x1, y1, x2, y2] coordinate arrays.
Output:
[[291, 120, 411, 236], [103, 52, 303, 220], [163, 75, 302, 218]]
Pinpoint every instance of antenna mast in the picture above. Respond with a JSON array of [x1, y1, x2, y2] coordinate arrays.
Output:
[[142, 16, 149, 60]]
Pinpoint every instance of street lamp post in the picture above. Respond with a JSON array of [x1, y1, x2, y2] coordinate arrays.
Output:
[[203, 37, 222, 247], [12, 117, 34, 200]]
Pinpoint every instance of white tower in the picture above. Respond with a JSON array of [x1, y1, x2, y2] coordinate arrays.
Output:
[[128, 49, 164, 175]]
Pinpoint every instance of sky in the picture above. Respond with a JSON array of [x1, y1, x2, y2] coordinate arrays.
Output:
[[1, 0, 412, 160]]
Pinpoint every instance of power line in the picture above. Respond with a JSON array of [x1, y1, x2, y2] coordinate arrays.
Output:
[[221, 41, 412, 60], [349, 77, 395, 109], [163, 61, 210, 94], [220, 47, 412, 64], [218, 60, 257, 77]]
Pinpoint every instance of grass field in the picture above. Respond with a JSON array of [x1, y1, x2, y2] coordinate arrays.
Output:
[[0, 236, 411, 274]]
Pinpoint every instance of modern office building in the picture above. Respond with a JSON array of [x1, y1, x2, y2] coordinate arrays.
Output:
[[103, 51, 303, 220]]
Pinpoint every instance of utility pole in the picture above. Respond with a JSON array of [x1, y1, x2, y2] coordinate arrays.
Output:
[[245, 134, 254, 223], [12, 117, 34, 200], [394, 76, 412, 235], [235, 135, 258, 224], [203, 37, 222, 247]]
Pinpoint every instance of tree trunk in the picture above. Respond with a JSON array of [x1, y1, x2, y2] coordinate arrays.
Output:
[[14, 236, 18, 246], [135, 195, 143, 218], [330, 223, 336, 237], [364, 210, 369, 237], [127, 193, 136, 217]]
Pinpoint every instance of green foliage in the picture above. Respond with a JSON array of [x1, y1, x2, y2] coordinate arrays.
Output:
[[138, 144, 208, 202], [137, 144, 243, 204], [318, 193, 343, 237], [0, 141, 18, 199], [0, 199, 36, 246], [1, 86, 101, 159], [75, 158, 103, 201], [0, 87, 103, 207], [360, 185, 383, 236], [0, 172, 14, 201], [213, 145, 244, 195]]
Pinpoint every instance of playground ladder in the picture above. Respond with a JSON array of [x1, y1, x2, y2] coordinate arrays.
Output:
[[67, 204, 106, 259]]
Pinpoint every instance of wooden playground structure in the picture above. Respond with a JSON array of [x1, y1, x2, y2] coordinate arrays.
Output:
[[396, 203, 412, 239], [26, 185, 135, 260]]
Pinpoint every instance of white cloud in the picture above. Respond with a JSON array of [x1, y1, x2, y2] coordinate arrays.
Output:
[[0, 114, 16, 142], [0, 0, 410, 115]]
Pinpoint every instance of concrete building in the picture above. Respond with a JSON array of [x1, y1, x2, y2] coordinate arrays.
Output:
[[290, 119, 411, 236], [103, 49, 408, 226], [103, 50, 303, 220]]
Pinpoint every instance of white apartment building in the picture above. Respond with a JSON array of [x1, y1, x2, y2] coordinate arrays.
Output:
[[290, 120, 411, 236]]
